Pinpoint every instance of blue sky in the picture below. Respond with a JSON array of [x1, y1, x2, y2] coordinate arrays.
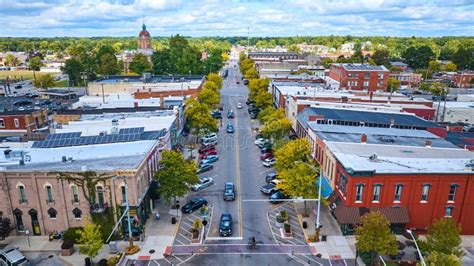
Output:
[[0, 0, 473, 37]]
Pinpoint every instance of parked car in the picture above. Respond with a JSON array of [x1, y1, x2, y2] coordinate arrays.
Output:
[[223, 182, 236, 201], [227, 110, 234, 118], [265, 172, 278, 183], [192, 177, 214, 191], [254, 138, 269, 146], [198, 145, 216, 154], [237, 102, 242, 109], [463, 125, 474, 132], [0, 246, 28, 266], [243, 79, 249, 85], [199, 149, 217, 159], [260, 152, 273, 161], [181, 198, 208, 213], [226, 124, 235, 133], [260, 147, 273, 154], [260, 179, 280, 195], [197, 163, 213, 174], [200, 155, 219, 165], [202, 138, 217, 146], [262, 158, 277, 167], [219, 213, 233, 236], [211, 110, 222, 119], [250, 112, 258, 119], [270, 191, 290, 203]]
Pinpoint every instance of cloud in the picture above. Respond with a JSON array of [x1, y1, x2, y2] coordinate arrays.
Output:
[[0, 0, 472, 37]]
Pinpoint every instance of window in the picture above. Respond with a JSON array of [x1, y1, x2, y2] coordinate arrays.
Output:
[[445, 206, 454, 217], [45, 185, 54, 204], [338, 172, 347, 195], [364, 73, 370, 79], [72, 208, 82, 219], [97, 186, 105, 206], [47, 208, 57, 219], [363, 81, 369, 87], [378, 73, 384, 79], [121, 186, 126, 203], [372, 185, 381, 202], [71, 186, 79, 204], [13, 209, 24, 231], [355, 184, 364, 202], [348, 81, 357, 86], [0, 118, 4, 128], [394, 184, 403, 202], [18, 186, 27, 204], [14, 118, 20, 128], [448, 184, 458, 202], [421, 184, 430, 202]]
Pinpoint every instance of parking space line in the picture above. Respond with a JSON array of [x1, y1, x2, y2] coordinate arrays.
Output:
[[301, 254, 324, 265], [179, 233, 191, 241], [175, 239, 185, 245]]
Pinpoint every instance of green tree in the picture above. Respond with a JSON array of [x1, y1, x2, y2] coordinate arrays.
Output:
[[371, 49, 390, 67], [355, 211, 398, 265], [28, 56, 44, 81], [321, 58, 334, 69], [5, 54, 19, 66], [419, 82, 430, 92], [154, 150, 199, 204], [78, 217, 103, 262], [207, 73, 223, 90], [402, 46, 435, 69], [287, 44, 301, 53], [33, 74, 55, 90], [198, 87, 219, 109], [258, 107, 285, 124], [350, 50, 364, 63], [429, 82, 446, 96], [275, 138, 313, 172], [424, 218, 463, 257], [387, 77, 400, 93], [426, 251, 461, 266], [428, 60, 441, 73], [443, 63, 457, 72], [452, 46, 473, 70], [184, 97, 218, 138], [203, 80, 219, 93], [261, 117, 292, 141], [129, 54, 151, 74], [244, 68, 259, 80], [239, 52, 247, 62], [254, 91, 273, 109], [61, 58, 84, 86], [95, 45, 120, 76]]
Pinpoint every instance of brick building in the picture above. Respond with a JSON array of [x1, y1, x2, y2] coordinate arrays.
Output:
[[328, 63, 389, 91], [389, 72, 422, 88], [453, 72, 474, 88], [0, 109, 48, 133]]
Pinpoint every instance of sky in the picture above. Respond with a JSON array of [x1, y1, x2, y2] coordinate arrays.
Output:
[[0, 0, 473, 37]]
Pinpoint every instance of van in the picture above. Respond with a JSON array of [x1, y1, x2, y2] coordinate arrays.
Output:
[[0, 246, 29, 266], [202, 138, 217, 146]]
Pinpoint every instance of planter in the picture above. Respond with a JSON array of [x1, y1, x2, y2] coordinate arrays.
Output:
[[124, 245, 140, 255], [61, 247, 74, 256], [191, 229, 200, 243], [283, 223, 292, 237], [275, 215, 285, 228], [60, 239, 74, 256]]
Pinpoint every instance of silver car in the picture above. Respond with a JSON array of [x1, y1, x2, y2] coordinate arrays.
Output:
[[192, 177, 214, 191]]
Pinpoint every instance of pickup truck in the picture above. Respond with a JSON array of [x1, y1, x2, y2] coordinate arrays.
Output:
[[260, 180, 280, 195]]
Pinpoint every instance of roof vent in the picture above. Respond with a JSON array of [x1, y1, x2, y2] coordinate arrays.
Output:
[[369, 153, 378, 161], [62, 156, 67, 163], [19, 160, 25, 166]]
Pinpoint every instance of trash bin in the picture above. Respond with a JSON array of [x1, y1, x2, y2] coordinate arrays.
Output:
[[84, 257, 91, 266], [302, 221, 307, 229], [321, 235, 327, 241], [171, 217, 176, 224]]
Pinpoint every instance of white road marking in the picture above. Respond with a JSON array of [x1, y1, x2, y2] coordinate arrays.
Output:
[[301, 254, 323, 265], [175, 239, 185, 245], [205, 236, 243, 241], [179, 233, 191, 241], [288, 254, 306, 265], [177, 254, 195, 266]]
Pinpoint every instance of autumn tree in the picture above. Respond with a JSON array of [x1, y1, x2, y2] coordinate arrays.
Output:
[[33, 73, 55, 90], [244, 68, 259, 80], [426, 252, 461, 266], [443, 63, 457, 72], [275, 138, 313, 172], [424, 218, 463, 258], [429, 82, 446, 96], [154, 150, 199, 205], [258, 107, 285, 124], [355, 211, 398, 265], [78, 216, 103, 262], [198, 87, 220, 109], [261, 117, 292, 141], [203, 80, 219, 93], [428, 60, 441, 73], [184, 97, 218, 138], [207, 73, 223, 90]]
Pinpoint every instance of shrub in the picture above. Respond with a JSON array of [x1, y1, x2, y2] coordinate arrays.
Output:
[[63, 227, 83, 243], [280, 210, 288, 220], [284, 223, 291, 232], [61, 239, 74, 249], [276, 215, 286, 223]]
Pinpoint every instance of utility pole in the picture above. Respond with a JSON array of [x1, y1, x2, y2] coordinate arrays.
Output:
[[247, 27, 250, 49]]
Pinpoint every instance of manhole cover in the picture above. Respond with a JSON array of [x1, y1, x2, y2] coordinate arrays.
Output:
[[149, 249, 155, 254], [48, 255, 54, 259]]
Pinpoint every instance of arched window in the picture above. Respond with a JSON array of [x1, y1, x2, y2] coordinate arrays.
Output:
[[72, 208, 82, 219], [13, 208, 24, 231], [47, 208, 57, 219]]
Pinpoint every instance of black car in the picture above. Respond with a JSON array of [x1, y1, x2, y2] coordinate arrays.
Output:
[[212, 110, 222, 119], [197, 163, 213, 174], [250, 112, 258, 119], [270, 191, 290, 204], [260, 147, 273, 154], [181, 198, 208, 213], [219, 213, 233, 236]]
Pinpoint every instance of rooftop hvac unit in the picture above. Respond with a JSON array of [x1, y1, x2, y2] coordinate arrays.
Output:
[[369, 153, 378, 161]]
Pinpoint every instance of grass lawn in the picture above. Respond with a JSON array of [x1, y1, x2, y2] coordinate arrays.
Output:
[[0, 70, 59, 80]]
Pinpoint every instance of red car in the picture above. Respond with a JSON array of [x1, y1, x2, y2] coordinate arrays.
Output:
[[199, 149, 217, 159], [198, 145, 216, 154], [260, 152, 273, 161]]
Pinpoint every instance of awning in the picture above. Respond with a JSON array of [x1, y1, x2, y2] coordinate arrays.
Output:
[[317, 174, 334, 199], [333, 204, 410, 225]]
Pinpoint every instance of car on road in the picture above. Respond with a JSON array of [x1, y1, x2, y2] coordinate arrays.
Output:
[[237, 102, 242, 109], [181, 198, 208, 213], [226, 123, 235, 133], [223, 182, 236, 201], [197, 163, 213, 174], [260, 152, 273, 161], [227, 111, 234, 119], [266, 172, 278, 183], [219, 213, 233, 236], [192, 177, 214, 191], [270, 191, 290, 203], [200, 155, 219, 165], [0, 245, 28, 266], [236, 81, 240, 84], [262, 158, 277, 167], [260, 179, 280, 195], [199, 149, 217, 159]]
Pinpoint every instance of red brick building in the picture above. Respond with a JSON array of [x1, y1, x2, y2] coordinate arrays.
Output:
[[329, 63, 389, 91], [389, 72, 422, 88], [324, 142, 474, 235], [0, 109, 48, 133], [453, 72, 474, 88]]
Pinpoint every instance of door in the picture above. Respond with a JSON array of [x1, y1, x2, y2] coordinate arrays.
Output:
[[28, 209, 41, 235]]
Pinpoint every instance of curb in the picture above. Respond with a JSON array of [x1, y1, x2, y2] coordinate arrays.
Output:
[[292, 202, 309, 243]]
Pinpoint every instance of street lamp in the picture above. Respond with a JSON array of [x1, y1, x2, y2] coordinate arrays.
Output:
[[406, 229, 426, 266]]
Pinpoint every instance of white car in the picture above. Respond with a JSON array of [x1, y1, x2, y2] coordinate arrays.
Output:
[[263, 158, 277, 167], [237, 103, 242, 109], [192, 177, 214, 191], [254, 138, 269, 146]]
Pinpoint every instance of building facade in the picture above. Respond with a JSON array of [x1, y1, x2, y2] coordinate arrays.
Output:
[[0, 109, 48, 133], [328, 63, 389, 91], [453, 72, 474, 88]]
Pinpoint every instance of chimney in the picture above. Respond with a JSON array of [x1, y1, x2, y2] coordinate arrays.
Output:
[[361, 134, 367, 144], [425, 140, 432, 148]]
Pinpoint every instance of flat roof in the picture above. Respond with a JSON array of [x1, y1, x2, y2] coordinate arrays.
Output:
[[326, 142, 474, 174], [93, 75, 204, 84], [333, 63, 389, 72]]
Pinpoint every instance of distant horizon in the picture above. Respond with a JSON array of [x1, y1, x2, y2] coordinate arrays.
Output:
[[1, 35, 473, 39], [1, 0, 472, 38]]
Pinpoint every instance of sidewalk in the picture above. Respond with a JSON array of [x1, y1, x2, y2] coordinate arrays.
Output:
[[0, 236, 62, 252], [293, 201, 356, 260]]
